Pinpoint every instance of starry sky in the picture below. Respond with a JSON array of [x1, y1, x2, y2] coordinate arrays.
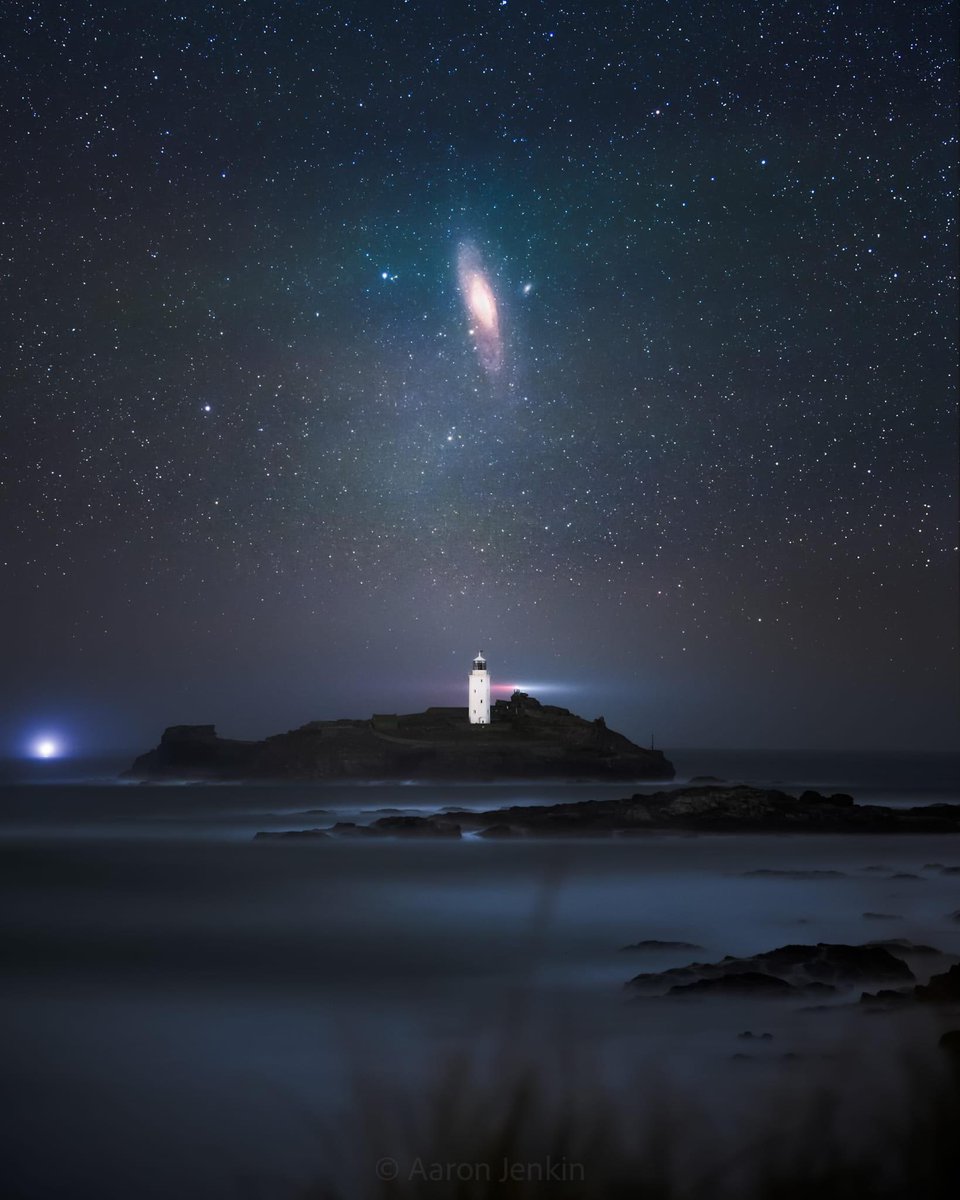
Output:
[[2, 0, 957, 755]]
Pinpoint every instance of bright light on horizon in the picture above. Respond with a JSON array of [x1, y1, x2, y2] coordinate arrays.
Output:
[[30, 736, 62, 760], [492, 682, 578, 697]]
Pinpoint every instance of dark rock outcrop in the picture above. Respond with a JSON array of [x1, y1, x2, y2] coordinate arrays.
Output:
[[669, 972, 798, 996], [863, 963, 960, 1006], [628, 942, 916, 997], [126, 694, 674, 783], [939, 1029, 960, 1056], [451, 785, 960, 835], [371, 815, 462, 838], [477, 824, 521, 838], [328, 821, 384, 837], [863, 939, 943, 958], [860, 988, 914, 1006], [915, 964, 960, 1003], [254, 782, 960, 839]]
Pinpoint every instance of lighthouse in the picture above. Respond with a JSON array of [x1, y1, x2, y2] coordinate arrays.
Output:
[[469, 653, 490, 725]]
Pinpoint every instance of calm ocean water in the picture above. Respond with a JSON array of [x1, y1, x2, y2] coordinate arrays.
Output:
[[1, 749, 958, 1197], [1, 747, 957, 839]]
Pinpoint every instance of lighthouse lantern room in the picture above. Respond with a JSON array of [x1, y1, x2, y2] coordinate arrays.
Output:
[[469, 653, 490, 725]]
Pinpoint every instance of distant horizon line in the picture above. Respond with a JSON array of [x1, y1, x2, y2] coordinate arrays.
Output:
[[5, 744, 959, 763]]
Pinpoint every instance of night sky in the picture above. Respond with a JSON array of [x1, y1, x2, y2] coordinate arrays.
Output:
[[2, 0, 957, 755]]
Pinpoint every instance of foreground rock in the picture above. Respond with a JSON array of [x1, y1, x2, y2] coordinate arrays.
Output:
[[126, 692, 674, 783], [260, 815, 464, 839], [368, 815, 462, 838], [915, 965, 960, 1002], [864, 939, 943, 958], [627, 942, 917, 998], [670, 972, 802, 996], [456, 785, 960, 834], [862, 963, 960, 1006]]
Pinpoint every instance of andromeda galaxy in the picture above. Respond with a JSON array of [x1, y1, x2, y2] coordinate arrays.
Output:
[[456, 242, 503, 373]]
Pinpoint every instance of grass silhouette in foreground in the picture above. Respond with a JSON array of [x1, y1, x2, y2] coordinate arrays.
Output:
[[292, 1033, 960, 1199]]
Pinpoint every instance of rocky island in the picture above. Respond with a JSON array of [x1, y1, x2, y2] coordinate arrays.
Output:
[[126, 691, 675, 782]]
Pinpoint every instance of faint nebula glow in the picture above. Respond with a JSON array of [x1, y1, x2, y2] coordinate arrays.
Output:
[[456, 242, 503, 374]]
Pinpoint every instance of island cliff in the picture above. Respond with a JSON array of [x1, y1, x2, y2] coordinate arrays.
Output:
[[126, 691, 675, 782]]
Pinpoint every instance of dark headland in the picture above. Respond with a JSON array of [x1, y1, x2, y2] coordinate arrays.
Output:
[[126, 690, 675, 782]]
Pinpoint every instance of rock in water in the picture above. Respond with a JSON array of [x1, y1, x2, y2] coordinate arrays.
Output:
[[125, 695, 674, 782], [627, 942, 915, 997], [862, 939, 943, 958], [863, 964, 960, 1007], [939, 1030, 960, 1056], [669, 972, 796, 996], [915, 964, 960, 1003], [477, 824, 521, 838], [450, 785, 960, 834], [371, 815, 462, 838]]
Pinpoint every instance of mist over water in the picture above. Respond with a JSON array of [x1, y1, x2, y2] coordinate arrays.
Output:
[[2, 751, 959, 1198]]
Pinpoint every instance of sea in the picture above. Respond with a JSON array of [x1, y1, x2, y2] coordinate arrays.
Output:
[[1, 749, 959, 1198]]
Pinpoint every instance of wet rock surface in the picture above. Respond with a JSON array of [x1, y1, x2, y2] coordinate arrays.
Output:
[[371, 815, 462, 837], [448, 785, 960, 835], [669, 972, 800, 996], [627, 942, 917, 998], [254, 783, 960, 839], [862, 939, 943, 958], [914, 963, 960, 1002]]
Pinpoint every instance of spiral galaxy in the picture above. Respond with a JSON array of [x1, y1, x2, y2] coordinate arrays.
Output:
[[456, 242, 502, 374]]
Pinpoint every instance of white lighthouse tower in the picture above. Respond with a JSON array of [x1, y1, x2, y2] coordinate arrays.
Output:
[[468, 652, 490, 725]]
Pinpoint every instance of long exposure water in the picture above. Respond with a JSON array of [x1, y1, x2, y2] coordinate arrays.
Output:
[[2, 749, 958, 1197]]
